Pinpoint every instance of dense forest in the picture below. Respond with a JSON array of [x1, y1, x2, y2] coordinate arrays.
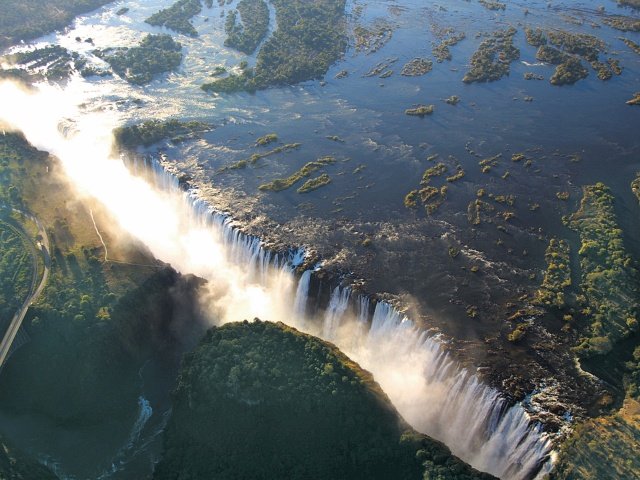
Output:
[[0, 133, 205, 427], [0, 0, 113, 50], [145, 0, 203, 37], [153, 320, 495, 480], [0, 216, 34, 327], [113, 119, 213, 149], [224, 0, 270, 55], [95, 34, 183, 85], [203, 0, 347, 92]]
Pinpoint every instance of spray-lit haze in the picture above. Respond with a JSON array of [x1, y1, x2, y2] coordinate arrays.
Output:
[[0, 79, 298, 325], [0, 79, 552, 479]]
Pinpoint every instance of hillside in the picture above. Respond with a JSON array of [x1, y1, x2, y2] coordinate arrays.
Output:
[[153, 320, 495, 480]]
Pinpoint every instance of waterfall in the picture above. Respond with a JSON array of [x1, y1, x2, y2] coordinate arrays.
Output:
[[129, 158, 553, 480], [322, 286, 351, 340], [293, 270, 312, 324], [0, 80, 553, 480]]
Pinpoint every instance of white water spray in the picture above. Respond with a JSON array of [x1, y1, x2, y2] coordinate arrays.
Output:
[[0, 79, 552, 479]]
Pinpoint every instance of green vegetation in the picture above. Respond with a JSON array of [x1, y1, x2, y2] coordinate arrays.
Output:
[[546, 29, 605, 61], [0, 216, 35, 322], [259, 156, 335, 192], [153, 321, 495, 480], [525, 27, 546, 47], [220, 143, 301, 171], [479, 0, 506, 10], [632, 173, 640, 203], [354, 22, 393, 54], [535, 239, 572, 309], [621, 38, 640, 55], [478, 153, 501, 174], [536, 45, 570, 64], [224, 0, 270, 54], [405, 104, 434, 117], [446, 168, 465, 182], [534, 29, 614, 84], [524, 72, 544, 80], [463, 28, 519, 83], [202, 64, 256, 93], [364, 58, 397, 78], [551, 399, 640, 480], [405, 162, 453, 214], [604, 15, 640, 32], [405, 185, 448, 215], [568, 183, 639, 357], [0, 133, 204, 430], [551, 57, 588, 85], [297, 173, 331, 193], [2, 45, 85, 81], [255, 133, 278, 146], [203, 0, 347, 92], [422, 163, 448, 184], [211, 65, 227, 76], [0, 0, 113, 49], [445, 95, 460, 105], [467, 199, 494, 225], [400, 58, 432, 76], [627, 92, 640, 105], [0, 433, 58, 479], [145, 0, 202, 37], [508, 323, 530, 343], [432, 31, 465, 62], [113, 119, 213, 149], [96, 34, 183, 85]]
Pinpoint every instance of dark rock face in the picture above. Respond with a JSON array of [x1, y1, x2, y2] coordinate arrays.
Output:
[[153, 320, 495, 480], [0, 433, 58, 480]]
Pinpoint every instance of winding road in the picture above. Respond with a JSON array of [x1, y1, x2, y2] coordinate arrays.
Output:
[[0, 208, 50, 369]]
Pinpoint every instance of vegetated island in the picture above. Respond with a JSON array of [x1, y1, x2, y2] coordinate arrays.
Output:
[[95, 34, 183, 85], [0, 0, 113, 50], [258, 156, 335, 192], [202, 0, 347, 93], [1, 45, 88, 82], [152, 320, 496, 480], [113, 119, 214, 149], [219, 142, 301, 172], [224, 0, 270, 55], [567, 183, 639, 358], [527, 27, 619, 84], [145, 0, 204, 37], [463, 27, 519, 83]]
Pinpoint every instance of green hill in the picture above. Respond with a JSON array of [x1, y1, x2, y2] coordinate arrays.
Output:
[[153, 320, 495, 480]]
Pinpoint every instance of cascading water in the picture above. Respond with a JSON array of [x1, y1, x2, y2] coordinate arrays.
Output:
[[0, 80, 553, 479]]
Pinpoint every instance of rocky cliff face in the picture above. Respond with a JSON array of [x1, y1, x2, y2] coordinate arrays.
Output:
[[0, 433, 58, 480]]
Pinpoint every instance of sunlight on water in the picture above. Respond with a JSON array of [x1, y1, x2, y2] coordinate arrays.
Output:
[[0, 79, 553, 479]]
